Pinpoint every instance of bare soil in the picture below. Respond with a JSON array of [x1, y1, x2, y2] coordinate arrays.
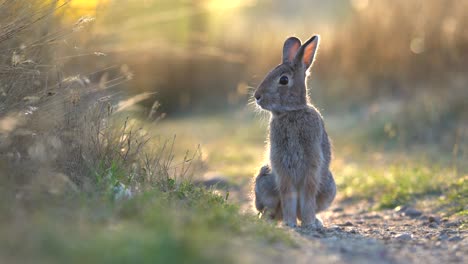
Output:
[[207, 176, 467, 264], [285, 202, 467, 264]]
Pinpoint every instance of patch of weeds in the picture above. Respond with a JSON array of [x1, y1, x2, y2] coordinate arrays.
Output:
[[93, 160, 132, 199], [439, 175, 467, 215], [1, 180, 293, 264], [337, 162, 463, 213], [376, 166, 444, 209], [460, 221, 468, 231]]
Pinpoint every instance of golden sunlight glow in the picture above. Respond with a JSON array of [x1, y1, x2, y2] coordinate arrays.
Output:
[[203, 0, 256, 11], [351, 0, 369, 11], [61, 0, 108, 9], [410, 37, 425, 54], [57, 0, 109, 21]]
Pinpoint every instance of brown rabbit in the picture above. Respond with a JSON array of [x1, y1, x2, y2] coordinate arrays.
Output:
[[254, 164, 335, 224], [253, 35, 336, 228]]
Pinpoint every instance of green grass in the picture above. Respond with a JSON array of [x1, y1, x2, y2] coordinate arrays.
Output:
[[442, 176, 468, 216], [1, 179, 293, 264], [335, 161, 464, 210]]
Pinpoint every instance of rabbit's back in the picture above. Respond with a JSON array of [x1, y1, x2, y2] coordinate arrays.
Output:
[[321, 122, 332, 167]]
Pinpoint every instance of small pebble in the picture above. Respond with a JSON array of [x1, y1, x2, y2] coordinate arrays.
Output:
[[332, 207, 344, 212], [394, 205, 408, 213], [429, 223, 439, 228], [312, 233, 322, 238], [448, 236, 462, 242], [438, 234, 449, 241], [444, 221, 460, 228], [404, 208, 423, 218], [451, 244, 460, 251], [442, 229, 458, 235], [341, 221, 353, 227], [395, 233, 413, 241], [363, 213, 382, 219], [429, 216, 441, 224]]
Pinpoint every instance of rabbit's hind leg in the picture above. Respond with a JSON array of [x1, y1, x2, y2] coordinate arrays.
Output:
[[316, 170, 336, 213]]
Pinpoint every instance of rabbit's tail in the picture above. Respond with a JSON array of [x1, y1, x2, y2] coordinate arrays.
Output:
[[258, 164, 272, 177]]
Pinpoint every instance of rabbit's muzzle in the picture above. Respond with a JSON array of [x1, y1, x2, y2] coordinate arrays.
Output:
[[254, 90, 270, 109], [254, 91, 262, 103]]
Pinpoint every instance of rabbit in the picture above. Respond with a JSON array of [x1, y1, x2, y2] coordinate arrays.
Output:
[[253, 35, 336, 228], [254, 164, 335, 224]]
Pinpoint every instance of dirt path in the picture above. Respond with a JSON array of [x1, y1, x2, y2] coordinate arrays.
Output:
[[203, 176, 467, 264], [287, 203, 466, 264], [261, 201, 466, 264]]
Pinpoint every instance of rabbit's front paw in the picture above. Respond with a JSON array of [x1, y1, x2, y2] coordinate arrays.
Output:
[[283, 221, 297, 228], [302, 218, 324, 230], [315, 217, 324, 229]]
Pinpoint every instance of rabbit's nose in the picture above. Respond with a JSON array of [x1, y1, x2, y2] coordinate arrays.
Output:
[[254, 93, 261, 101]]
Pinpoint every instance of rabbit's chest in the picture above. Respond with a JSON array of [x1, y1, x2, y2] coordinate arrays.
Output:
[[269, 118, 315, 176]]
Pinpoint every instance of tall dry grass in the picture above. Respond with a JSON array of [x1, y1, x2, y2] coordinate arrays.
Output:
[[319, 0, 468, 99], [82, 1, 467, 118], [0, 1, 198, 200], [316, 0, 468, 150]]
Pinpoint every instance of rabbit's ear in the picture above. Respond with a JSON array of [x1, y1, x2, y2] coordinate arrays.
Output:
[[282, 37, 301, 63], [295, 35, 320, 70]]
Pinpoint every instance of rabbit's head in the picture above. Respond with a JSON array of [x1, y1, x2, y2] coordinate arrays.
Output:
[[254, 35, 319, 112]]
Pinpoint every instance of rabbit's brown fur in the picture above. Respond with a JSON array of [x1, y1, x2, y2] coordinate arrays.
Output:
[[254, 165, 282, 220], [253, 35, 336, 228], [254, 164, 335, 223]]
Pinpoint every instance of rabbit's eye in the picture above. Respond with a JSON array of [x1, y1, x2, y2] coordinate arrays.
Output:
[[279, 76, 289, 85]]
